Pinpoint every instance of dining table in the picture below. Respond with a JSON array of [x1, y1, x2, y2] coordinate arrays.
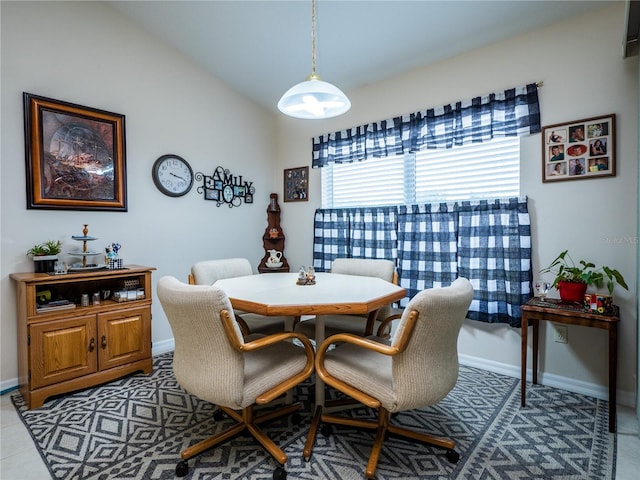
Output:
[[214, 272, 406, 407], [215, 271, 406, 459]]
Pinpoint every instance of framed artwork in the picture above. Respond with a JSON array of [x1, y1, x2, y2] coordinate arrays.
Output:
[[284, 166, 309, 202], [542, 114, 615, 183], [23, 92, 127, 211]]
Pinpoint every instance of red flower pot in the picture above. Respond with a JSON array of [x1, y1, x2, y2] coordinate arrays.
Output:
[[557, 281, 588, 302]]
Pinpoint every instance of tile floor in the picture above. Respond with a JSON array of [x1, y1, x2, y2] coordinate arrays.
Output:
[[1, 391, 639, 479]]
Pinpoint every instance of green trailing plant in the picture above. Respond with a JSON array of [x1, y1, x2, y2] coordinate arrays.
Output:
[[540, 249, 628, 296], [26, 240, 62, 257]]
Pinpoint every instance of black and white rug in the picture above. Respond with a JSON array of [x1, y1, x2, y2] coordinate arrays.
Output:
[[12, 353, 615, 479]]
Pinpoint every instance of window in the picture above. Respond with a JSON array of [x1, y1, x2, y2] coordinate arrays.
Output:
[[322, 137, 520, 208]]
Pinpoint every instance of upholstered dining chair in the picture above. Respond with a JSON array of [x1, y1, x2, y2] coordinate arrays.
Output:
[[157, 276, 315, 480], [308, 277, 473, 479], [189, 258, 290, 336], [294, 258, 397, 339]]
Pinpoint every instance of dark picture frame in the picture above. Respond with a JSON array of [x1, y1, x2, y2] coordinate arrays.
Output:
[[23, 92, 127, 211], [284, 166, 309, 202], [542, 114, 615, 183]]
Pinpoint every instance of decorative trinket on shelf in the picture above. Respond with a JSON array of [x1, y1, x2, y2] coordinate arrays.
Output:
[[296, 266, 316, 285], [266, 249, 283, 269], [69, 224, 104, 271], [195, 166, 255, 207], [105, 242, 123, 270], [258, 193, 290, 273]]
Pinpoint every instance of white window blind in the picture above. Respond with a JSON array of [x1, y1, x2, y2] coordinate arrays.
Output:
[[322, 137, 520, 208]]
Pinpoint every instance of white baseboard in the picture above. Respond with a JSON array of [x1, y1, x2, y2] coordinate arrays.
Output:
[[459, 353, 636, 408], [152, 338, 175, 356]]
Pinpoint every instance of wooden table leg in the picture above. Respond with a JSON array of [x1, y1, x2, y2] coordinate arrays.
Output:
[[304, 315, 327, 461], [314, 315, 326, 410], [521, 314, 528, 407], [609, 323, 617, 433], [532, 319, 539, 385]]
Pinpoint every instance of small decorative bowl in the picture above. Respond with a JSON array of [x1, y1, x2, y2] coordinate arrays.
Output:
[[266, 261, 283, 269]]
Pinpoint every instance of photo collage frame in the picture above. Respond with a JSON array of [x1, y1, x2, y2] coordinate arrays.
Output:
[[542, 114, 615, 182]]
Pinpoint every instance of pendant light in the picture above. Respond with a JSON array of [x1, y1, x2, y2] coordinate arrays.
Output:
[[277, 0, 351, 119]]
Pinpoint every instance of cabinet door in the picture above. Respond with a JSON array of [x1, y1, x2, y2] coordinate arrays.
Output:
[[98, 306, 151, 370], [29, 315, 98, 389]]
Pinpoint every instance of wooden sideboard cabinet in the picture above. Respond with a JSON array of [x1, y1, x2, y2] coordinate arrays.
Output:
[[10, 265, 155, 409]]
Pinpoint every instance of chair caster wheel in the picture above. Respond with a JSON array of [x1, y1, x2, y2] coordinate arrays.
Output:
[[213, 410, 225, 421], [320, 424, 333, 437], [446, 449, 460, 464], [273, 466, 287, 480], [176, 460, 189, 477]]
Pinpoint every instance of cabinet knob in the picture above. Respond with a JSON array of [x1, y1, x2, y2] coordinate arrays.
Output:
[[101, 335, 107, 349], [89, 338, 95, 352]]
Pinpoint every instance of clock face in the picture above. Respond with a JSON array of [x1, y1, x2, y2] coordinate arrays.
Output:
[[152, 154, 194, 197]]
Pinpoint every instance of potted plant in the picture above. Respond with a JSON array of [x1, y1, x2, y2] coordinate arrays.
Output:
[[27, 240, 62, 273], [539, 249, 628, 302]]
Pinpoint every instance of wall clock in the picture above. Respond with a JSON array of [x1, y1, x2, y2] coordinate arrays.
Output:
[[152, 154, 194, 197]]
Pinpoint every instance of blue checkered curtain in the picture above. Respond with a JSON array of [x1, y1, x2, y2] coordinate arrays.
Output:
[[397, 203, 459, 306], [457, 197, 532, 327], [312, 209, 351, 271], [312, 83, 540, 167], [313, 199, 531, 326], [313, 207, 397, 271]]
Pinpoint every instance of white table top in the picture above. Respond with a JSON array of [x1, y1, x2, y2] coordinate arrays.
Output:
[[215, 272, 406, 317]]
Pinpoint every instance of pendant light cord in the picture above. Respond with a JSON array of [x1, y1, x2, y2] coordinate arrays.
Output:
[[311, 0, 316, 76]]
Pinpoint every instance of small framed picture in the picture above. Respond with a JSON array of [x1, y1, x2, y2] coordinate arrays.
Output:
[[23, 92, 127, 211], [284, 166, 309, 202], [542, 114, 615, 183]]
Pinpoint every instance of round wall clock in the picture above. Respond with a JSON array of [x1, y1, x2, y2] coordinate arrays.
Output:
[[152, 154, 194, 197]]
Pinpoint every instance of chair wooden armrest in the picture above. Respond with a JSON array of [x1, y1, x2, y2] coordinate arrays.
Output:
[[234, 314, 251, 337], [221, 310, 315, 404], [376, 313, 402, 337], [315, 310, 418, 408]]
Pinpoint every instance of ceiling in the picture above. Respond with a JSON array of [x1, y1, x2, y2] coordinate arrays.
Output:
[[108, 1, 614, 114]]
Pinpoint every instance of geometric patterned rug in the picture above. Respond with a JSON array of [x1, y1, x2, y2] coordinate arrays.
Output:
[[12, 352, 616, 479]]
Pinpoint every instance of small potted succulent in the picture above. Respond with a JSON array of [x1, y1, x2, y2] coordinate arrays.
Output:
[[539, 249, 628, 302], [27, 240, 62, 273]]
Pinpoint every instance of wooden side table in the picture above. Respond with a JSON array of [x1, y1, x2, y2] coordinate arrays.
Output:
[[520, 297, 619, 433]]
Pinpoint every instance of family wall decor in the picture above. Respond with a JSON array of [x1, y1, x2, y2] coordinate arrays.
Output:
[[542, 114, 615, 183], [195, 166, 255, 208], [23, 93, 127, 211]]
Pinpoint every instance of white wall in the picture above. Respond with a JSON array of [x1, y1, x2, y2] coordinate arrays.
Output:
[[277, 4, 639, 405], [2, 2, 638, 407], [1, 2, 277, 387]]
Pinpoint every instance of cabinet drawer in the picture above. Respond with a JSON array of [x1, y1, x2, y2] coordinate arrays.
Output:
[[29, 315, 97, 389], [98, 306, 151, 370]]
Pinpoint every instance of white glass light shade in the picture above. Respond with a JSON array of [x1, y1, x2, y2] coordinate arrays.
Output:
[[278, 75, 351, 119]]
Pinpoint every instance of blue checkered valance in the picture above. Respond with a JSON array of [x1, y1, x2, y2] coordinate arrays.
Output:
[[312, 83, 540, 168], [313, 198, 531, 327]]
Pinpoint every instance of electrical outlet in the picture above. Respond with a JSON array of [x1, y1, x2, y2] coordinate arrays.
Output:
[[554, 324, 568, 344]]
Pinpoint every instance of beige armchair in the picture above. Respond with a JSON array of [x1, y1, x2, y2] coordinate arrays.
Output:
[[294, 258, 397, 339], [158, 276, 315, 479], [189, 258, 290, 336], [308, 278, 473, 479]]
